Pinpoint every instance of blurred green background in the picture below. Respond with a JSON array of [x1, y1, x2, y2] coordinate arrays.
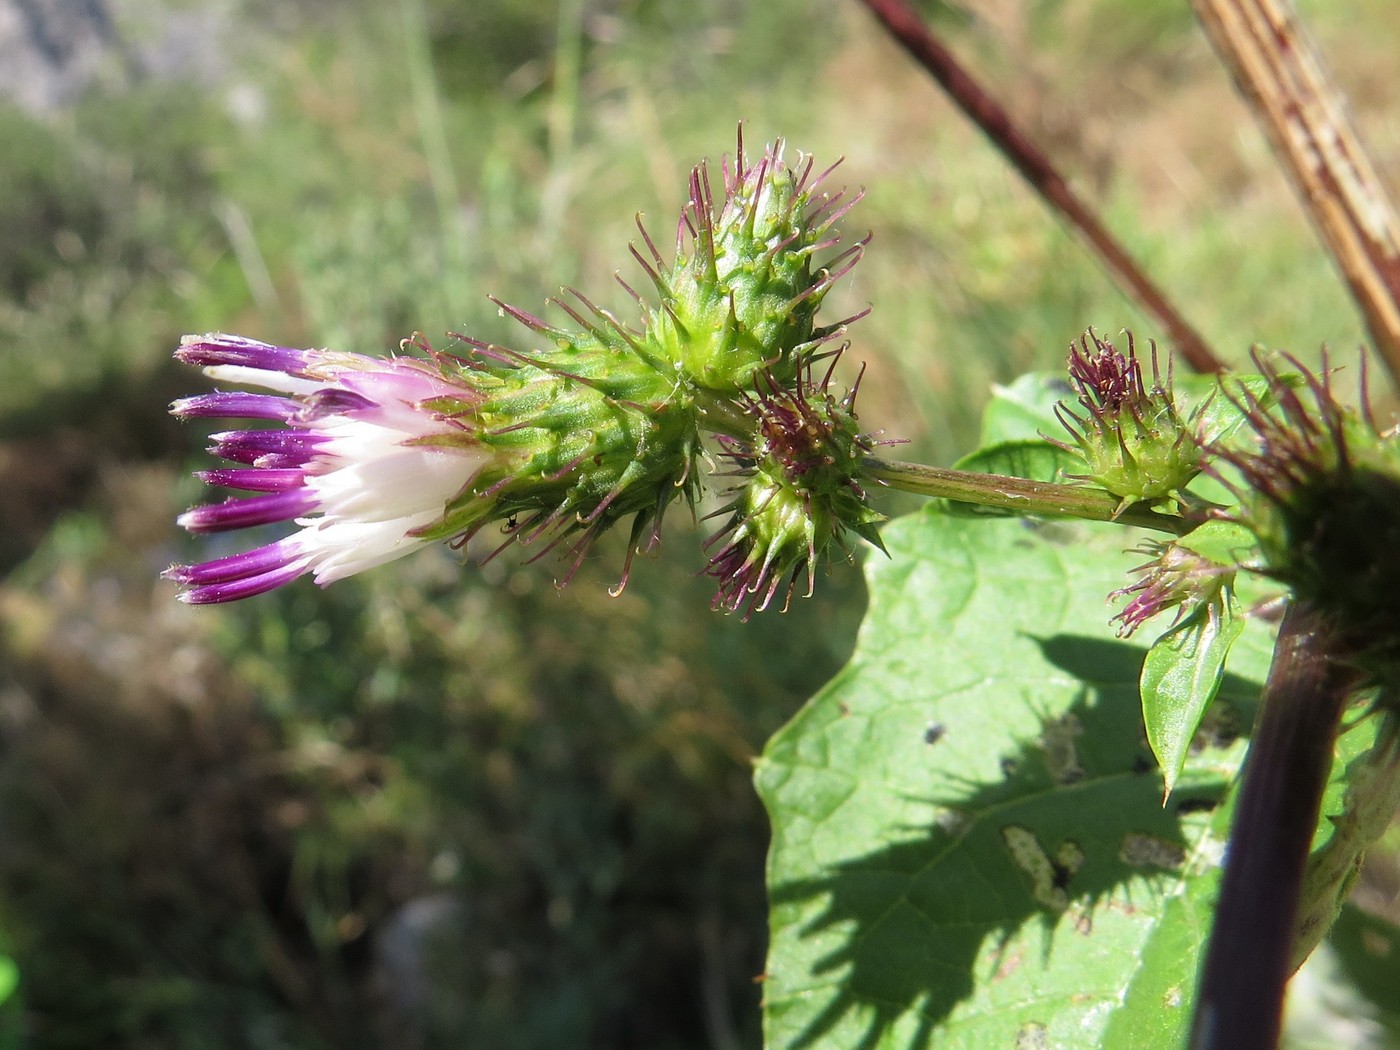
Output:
[[0, 0, 1397, 1047]]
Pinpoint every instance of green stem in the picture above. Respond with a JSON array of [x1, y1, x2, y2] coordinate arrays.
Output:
[[864, 456, 1192, 534]]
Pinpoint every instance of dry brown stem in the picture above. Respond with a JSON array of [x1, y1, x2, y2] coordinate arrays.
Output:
[[1193, 0, 1400, 391]]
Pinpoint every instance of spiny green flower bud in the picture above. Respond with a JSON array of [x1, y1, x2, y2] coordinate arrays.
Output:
[[635, 134, 868, 395], [420, 301, 701, 588], [1214, 352, 1400, 684], [704, 361, 886, 616], [1053, 329, 1202, 510], [1110, 522, 1246, 637]]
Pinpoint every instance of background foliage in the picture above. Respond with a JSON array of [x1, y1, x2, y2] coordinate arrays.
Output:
[[0, 0, 1397, 1047]]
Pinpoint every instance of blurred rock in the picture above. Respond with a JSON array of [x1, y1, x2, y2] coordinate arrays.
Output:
[[0, 0, 123, 113], [0, 0, 237, 115], [373, 892, 474, 1049]]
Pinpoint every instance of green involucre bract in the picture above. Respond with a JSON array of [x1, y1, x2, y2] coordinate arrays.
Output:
[[638, 137, 868, 395], [1054, 329, 1202, 507]]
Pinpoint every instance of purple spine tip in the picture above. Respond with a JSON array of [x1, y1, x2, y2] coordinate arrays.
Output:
[[175, 558, 312, 604], [164, 540, 306, 585], [209, 429, 326, 466], [195, 468, 308, 492]]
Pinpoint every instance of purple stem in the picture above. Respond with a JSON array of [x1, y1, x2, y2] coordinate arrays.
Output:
[[1189, 600, 1358, 1050]]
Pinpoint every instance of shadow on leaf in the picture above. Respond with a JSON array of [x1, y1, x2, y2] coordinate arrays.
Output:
[[765, 634, 1252, 1050]]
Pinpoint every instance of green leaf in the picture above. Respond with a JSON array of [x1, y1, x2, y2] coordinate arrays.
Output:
[[1179, 373, 1284, 448], [951, 440, 1078, 484], [979, 373, 1070, 446], [941, 440, 1081, 518], [1174, 519, 1256, 565], [1140, 595, 1246, 797], [758, 511, 1273, 1049]]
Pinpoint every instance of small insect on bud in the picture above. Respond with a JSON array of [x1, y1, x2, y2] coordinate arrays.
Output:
[[1053, 329, 1202, 511]]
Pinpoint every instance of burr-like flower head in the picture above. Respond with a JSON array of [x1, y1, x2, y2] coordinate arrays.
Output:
[[704, 359, 886, 617], [1054, 329, 1202, 507], [434, 313, 702, 591], [635, 134, 869, 395], [1212, 352, 1400, 683]]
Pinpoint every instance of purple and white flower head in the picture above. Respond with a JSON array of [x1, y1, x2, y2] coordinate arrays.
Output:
[[166, 334, 487, 604]]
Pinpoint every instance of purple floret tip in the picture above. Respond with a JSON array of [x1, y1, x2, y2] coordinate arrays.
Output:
[[175, 333, 311, 373], [172, 391, 300, 421]]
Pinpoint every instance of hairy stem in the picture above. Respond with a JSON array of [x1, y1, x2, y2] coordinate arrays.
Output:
[[1192, 0, 1400, 393], [863, 456, 1190, 534], [852, 0, 1225, 375], [1189, 600, 1358, 1050]]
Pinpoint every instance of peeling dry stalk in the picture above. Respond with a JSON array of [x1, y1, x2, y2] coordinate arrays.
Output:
[[1192, 0, 1400, 390]]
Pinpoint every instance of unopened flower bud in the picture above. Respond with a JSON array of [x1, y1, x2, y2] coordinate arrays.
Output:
[[1110, 532, 1239, 638], [704, 363, 885, 616], [1213, 352, 1400, 683], [637, 135, 868, 394], [1054, 329, 1201, 508]]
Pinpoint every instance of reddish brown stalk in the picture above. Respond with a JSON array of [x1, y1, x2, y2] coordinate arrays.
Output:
[[1189, 601, 1359, 1050], [1192, 0, 1400, 394], [853, 0, 1225, 375]]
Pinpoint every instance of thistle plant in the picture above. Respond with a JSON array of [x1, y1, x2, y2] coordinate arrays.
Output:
[[170, 139, 871, 610], [168, 129, 1400, 1050]]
